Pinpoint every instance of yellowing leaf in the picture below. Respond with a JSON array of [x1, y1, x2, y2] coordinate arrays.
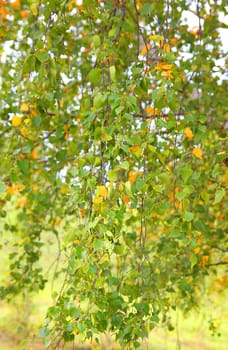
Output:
[[80, 208, 85, 217], [128, 171, 142, 184], [118, 183, 124, 191], [32, 184, 39, 191], [21, 126, 28, 137], [60, 184, 70, 194], [93, 197, 103, 204], [161, 70, 173, 79], [16, 196, 27, 208], [194, 247, 201, 254], [163, 44, 170, 52], [31, 109, 38, 116], [12, 115, 22, 127], [148, 233, 158, 240], [7, 183, 25, 195], [20, 102, 29, 112], [130, 145, 142, 156], [201, 255, 209, 266], [10, 0, 21, 9], [140, 44, 151, 56], [31, 147, 39, 160], [146, 106, 159, 116], [184, 127, 194, 140], [122, 194, 130, 204], [155, 63, 173, 71], [20, 10, 29, 18], [193, 148, 203, 159], [98, 185, 108, 197], [151, 211, 158, 218], [55, 218, 61, 226]]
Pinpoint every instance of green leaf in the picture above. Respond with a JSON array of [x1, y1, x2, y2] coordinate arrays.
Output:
[[17, 160, 30, 174], [110, 65, 117, 82], [180, 166, 193, 183], [214, 188, 225, 204], [88, 68, 101, 85], [92, 34, 101, 48], [35, 51, 49, 62], [182, 211, 194, 222], [0, 181, 7, 194], [93, 239, 104, 250], [190, 254, 198, 268], [93, 94, 106, 109], [32, 116, 42, 129], [38, 327, 50, 338]]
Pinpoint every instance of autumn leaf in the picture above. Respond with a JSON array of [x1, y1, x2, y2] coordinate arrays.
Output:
[[194, 247, 201, 254], [20, 102, 29, 112], [184, 127, 194, 140], [93, 197, 103, 204], [16, 196, 27, 208], [21, 126, 28, 137], [122, 194, 130, 204], [98, 185, 108, 197], [146, 106, 159, 116], [10, 0, 20, 9], [155, 63, 173, 71], [163, 44, 170, 52], [31, 147, 39, 160], [201, 255, 209, 266], [140, 44, 151, 56], [130, 145, 142, 157], [20, 10, 29, 18], [12, 115, 22, 127], [128, 171, 142, 184], [7, 183, 25, 195], [148, 233, 158, 240], [32, 184, 39, 192], [161, 70, 173, 79], [193, 148, 203, 159]]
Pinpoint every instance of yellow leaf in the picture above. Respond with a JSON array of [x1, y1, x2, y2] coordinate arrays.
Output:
[[31, 147, 39, 160], [193, 148, 203, 159], [20, 10, 29, 18], [122, 194, 130, 204], [7, 183, 25, 195], [20, 102, 29, 112], [146, 106, 159, 116], [32, 184, 39, 192], [93, 197, 103, 204], [184, 127, 194, 140], [163, 44, 170, 52], [99, 185, 108, 197], [31, 109, 38, 116], [60, 184, 70, 194], [140, 44, 151, 56], [55, 218, 61, 226], [10, 0, 20, 9], [161, 70, 173, 79], [155, 63, 173, 71], [21, 126, 28, 137], [130, 145, 141, 156], [194, 247, 201, 254], [16, 196, 27, 208], [201, 255, 209, 266], [12, 115, 22, 127], [148, 233, 158, 240], [80, 208, 85, 217], [118, 183, 124, 191]]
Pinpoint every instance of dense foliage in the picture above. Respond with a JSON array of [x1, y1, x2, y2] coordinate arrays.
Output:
[[0, 0, 227, 348]]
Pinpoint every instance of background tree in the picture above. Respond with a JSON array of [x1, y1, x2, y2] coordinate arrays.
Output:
[[0, 0, 227, 348]]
